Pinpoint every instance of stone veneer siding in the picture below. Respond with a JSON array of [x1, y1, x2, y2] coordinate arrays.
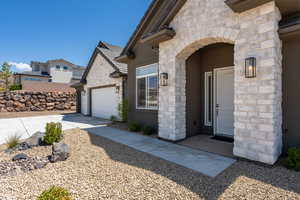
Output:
[[81, 53, 123, 116], [158, 0, 282, 164]]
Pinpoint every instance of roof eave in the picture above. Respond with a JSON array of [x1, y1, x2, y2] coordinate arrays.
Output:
[[115, 55, 129, 63], [70, 82, 84, 89], [225, 0, 272, 13], [115, 51, 136, 64], [109, 71, 127, 78], [140, 27, 176, 45], [279, 15, 300, 36]]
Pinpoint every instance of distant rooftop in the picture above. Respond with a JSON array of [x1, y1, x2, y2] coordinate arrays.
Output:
[[31, 59, 85, 70]]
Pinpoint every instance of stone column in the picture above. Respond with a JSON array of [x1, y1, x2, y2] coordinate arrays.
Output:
[[158, 55, 186, 141], [233, 2, 282, 164]]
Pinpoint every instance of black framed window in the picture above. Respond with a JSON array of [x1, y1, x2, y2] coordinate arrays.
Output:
[[136, 64, 158, 109]]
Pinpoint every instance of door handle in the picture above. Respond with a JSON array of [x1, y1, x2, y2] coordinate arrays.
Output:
[[216, 104, 219, 116]]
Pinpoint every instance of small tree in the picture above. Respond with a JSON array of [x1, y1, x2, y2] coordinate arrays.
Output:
[[43, 122, 63, 145], [0, 62, 12, 91], [118, 99, 129, 122]]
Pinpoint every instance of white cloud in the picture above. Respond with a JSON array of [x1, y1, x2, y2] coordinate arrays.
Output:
[[8, 62, 31, 72]]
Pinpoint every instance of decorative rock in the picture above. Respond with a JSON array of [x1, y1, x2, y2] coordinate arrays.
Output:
[[16, 142, 31, 151], [12, 153, 29, 161], [6, 107, 14, 112], [6, 100, 13, 107], [0, 91, 76, 112], [50, 142, 70, 163], [0, 156, 49, 176], [55, 104, 64, 110], [26, 131, 45, 147]]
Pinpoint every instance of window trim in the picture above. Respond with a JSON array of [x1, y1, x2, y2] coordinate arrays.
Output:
[[136, 64, 158, 110], [204, 71, 213, 126]]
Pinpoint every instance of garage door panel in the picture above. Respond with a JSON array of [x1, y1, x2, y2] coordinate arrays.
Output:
[[91, 87, 119, 119]]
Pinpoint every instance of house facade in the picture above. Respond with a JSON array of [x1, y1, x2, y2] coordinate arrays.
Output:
[[14, 73, 50, 84], [30, 59, 85, 83], [75, 41, 127, 119], [116, 0, 300, 164]]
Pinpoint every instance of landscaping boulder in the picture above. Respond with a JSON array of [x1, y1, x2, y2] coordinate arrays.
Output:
[[49, 142, 70, 163], [26, 131, 45, 147], [12, 153, 29, 161], [16, 142, 31, 151]]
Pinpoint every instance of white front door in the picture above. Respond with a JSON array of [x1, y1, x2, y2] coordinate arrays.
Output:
[[214, 67, 234, 137]]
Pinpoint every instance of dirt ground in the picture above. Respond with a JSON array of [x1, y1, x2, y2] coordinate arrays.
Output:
[[0, 111, 76, 119]]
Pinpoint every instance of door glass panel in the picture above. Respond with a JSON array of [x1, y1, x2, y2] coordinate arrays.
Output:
[[204, 72, 213, 126]]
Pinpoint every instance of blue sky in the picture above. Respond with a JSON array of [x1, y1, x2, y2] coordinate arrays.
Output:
[[0, 0, 152, 72]]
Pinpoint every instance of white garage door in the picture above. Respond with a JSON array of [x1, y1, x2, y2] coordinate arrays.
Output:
[[91, 87, 119, 119]]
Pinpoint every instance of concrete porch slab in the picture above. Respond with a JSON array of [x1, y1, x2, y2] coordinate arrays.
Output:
[[87, 127, 236, 177]]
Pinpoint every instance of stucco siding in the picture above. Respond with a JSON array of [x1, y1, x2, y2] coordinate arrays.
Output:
[[126, 43, 159, 129]]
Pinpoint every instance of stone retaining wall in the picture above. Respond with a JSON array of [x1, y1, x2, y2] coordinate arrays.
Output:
[[0, 91, 76, 112]]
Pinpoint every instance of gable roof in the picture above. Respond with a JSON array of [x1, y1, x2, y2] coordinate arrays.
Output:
[[81, 41, 127, 84], [116, 0, 187, 62], [98, 42, 127, 74]]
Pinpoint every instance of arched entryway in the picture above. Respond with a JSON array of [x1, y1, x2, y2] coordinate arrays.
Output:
[[185, 43, 235, 138], [158, 0, 283, 164]]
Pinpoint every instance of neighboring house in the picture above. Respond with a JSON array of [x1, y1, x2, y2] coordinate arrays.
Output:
[[29, 59, 85, 83], [14, 73, 51, 85], [73, 41, 127, 119], [115, 0, 300, 164]]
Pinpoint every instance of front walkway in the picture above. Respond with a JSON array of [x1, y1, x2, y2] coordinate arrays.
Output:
[[86, 126, 236, 177]]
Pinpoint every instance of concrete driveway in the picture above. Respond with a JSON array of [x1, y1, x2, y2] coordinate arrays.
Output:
[[0, 113, 108, 144]]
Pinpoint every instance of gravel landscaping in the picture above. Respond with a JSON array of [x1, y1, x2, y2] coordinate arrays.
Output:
[[0, 128, 299, 200]]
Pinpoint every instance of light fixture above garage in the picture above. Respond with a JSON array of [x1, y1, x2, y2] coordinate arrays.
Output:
[[115, 86, 120, 93], [160, 73, 168, 86], [245, 57, 256, 78]]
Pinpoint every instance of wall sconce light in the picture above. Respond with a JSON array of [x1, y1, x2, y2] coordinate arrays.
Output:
[[160, 73, 168, 86], [115, 86, 120, 94], [245, 57, 256, 78]]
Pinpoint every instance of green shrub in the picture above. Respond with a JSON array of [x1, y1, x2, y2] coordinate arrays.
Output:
[[0, 87, 5, 92], [37, 186, 72, 200], [9, 84, 22, 91], [6, 133, 21, 149], [118, 99, 129, 122], [142, 126, 154, 135], [110, 115, 117, 123], [43, 122, 63, 145], [128, 122, 141, 132], [286, 147, 300, 171]]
